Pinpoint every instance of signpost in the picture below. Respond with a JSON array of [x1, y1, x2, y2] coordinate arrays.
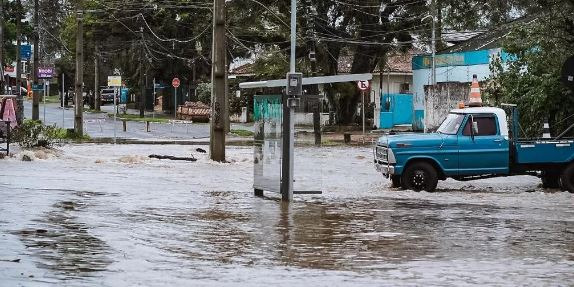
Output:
[[62, 73, 65, 128], [43, 79, 48, 123], [38, 67, 54, 124], [357, 80, 370, 139], [108, 75, 122, 144], [172, 77, 180, 119]]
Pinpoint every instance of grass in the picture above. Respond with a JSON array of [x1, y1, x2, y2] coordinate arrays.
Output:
[[107, 113, 170, 123], [43, 95, 62, 104], [230, 129, 254, 137], [84, 108, 107, 114], [53, 128, 91, 141]]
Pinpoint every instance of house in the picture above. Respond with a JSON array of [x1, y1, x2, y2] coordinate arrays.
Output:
[[230, 51, 415, 128], [336, 52, 415, 129], [412, 16, 537, 131]]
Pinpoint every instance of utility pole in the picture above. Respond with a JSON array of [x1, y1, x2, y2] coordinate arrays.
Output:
[[15, 0, 22, 124], [210, 0, 227, 162], [74, 5, 84, 136], [304, 0, 320, 146], [431, 0, 436, 86], [139, 27, 145, 118], [32, 0, 39, 120], [0, 0, 4, 94], [94, 45, 100, 111]]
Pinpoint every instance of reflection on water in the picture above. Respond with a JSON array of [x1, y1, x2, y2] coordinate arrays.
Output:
[[118, 191, 574, 277], [17, 196, 112, 278], [13, 187, 574, 285]]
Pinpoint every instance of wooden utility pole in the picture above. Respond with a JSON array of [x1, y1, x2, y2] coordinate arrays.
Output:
[[210, 0, 227, 162], [15, 0, 22, 124], [139, 27, 145, 118], [304, 0, 320, 146], [0, 0, 4, 94], [94, 45, 100, 111], [74, 5, 84, 135], [32, 0, 39, 120]]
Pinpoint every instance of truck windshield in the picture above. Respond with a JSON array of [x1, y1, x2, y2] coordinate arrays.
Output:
[[437, 113, 465, 135]]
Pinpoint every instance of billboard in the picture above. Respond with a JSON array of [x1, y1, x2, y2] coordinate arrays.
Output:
[[37, 67, 54, 79]]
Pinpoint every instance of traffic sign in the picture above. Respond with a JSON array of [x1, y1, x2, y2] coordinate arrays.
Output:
[[357, 80, 370, 91], [20, 45, 32, 61], [108, 76, 122, 87], [172, 78, 180, 88]]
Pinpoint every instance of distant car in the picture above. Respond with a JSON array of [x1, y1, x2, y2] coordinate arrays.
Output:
[[100, 88, 118, 105]]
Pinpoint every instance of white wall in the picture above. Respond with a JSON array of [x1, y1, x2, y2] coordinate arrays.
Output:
[[412, 48, 504, 130]]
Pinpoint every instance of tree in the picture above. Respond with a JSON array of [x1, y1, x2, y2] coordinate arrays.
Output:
[[486, 0, 574, 137]]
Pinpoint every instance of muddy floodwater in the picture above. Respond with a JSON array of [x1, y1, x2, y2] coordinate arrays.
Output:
[[0, 144, 573, 286]]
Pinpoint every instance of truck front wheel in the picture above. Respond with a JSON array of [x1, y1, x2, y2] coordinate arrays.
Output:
[[401, 162, 438, 192], [390, 175, 402, 188], [560, 163, 574, 193]]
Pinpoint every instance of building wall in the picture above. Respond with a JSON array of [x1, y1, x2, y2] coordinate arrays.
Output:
[[424, 82, 471, 130], [412, 48, 506, 131], [371, 73, 413, 129]]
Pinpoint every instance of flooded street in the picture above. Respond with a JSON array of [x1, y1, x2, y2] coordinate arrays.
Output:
[[1, 144, 573, 286]]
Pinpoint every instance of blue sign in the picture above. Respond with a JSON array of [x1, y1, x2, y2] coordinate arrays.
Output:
[[413, 49, 491, 70], [20, 45, 32, 61], [120, 88, 129, 104], [32, 84, 44, 91]]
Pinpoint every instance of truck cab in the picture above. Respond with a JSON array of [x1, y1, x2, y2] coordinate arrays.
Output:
[[374, 107, 574, 192]]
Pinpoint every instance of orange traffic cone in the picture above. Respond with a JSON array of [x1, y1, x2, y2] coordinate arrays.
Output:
[[468, 74, 482, 107]]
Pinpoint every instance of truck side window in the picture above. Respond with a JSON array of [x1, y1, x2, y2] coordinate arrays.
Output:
[[463, 115, 497, 136]]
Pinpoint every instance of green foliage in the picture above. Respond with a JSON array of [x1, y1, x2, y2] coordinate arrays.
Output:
[[12, 120, 90, 148], [487, 2, 574, 137], [230, 129, 254, 137], [253, 49, 289, 79], [196, 83, 212, 105], [12, 120, 57, 148]]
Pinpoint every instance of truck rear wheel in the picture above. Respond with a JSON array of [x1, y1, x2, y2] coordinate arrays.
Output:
[[560, 163, 574, 193], [541, 173, 561, 189], [401, 162, 438, 192]]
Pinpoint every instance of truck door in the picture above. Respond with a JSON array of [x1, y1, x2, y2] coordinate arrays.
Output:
[[458, 114, 510, 175]]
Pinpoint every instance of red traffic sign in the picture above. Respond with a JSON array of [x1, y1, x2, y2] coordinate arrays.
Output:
[[172, 78, 181, 88], [357, 80, 370, 91]]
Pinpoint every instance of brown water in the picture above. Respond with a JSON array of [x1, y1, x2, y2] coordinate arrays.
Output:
[[1, 144, 573, 286]]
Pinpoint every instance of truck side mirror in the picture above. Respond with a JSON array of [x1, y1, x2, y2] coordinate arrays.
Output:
[[469, 115, 476, 141]]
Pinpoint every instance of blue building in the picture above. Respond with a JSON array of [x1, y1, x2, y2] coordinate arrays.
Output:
[[411, 17, 534, 131]]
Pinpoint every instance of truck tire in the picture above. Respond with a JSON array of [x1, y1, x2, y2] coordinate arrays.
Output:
[[401, 162, 438, 192], [560, 163, 574, 193], [541, 173, 561, 189], [391, 175, 401, 188]]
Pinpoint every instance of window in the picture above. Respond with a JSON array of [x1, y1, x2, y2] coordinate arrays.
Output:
[[400, 83, 410, 93], [437, 113, 465, 135], [463, 115, 498, 136]]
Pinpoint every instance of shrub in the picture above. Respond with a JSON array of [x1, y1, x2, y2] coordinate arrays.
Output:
[[12, 120, 60, 148], [12, 120, 89, 148]]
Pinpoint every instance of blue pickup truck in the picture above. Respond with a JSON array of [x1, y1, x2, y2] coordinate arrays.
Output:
[[374, 106, 574, 192]]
